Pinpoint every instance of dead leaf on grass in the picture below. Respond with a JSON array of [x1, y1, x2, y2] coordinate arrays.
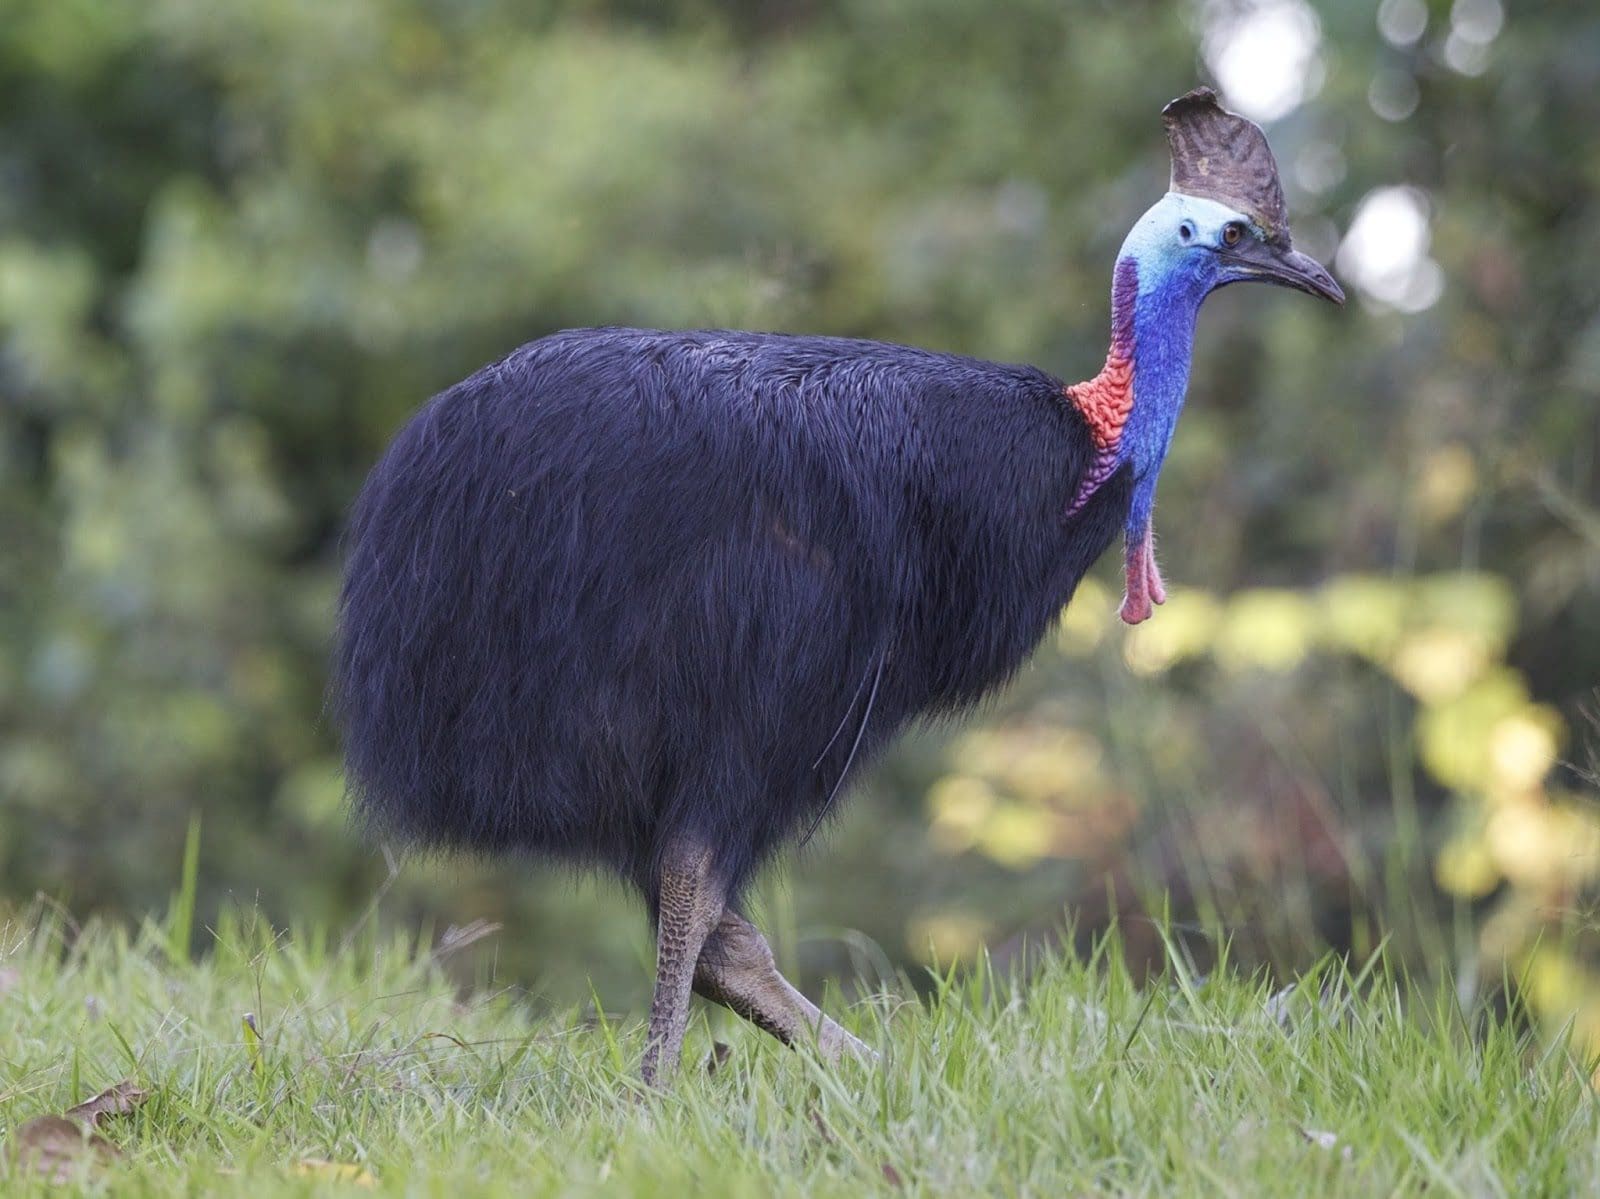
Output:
[[6, 1115, 120, 1183], [3, 1077, 150, 1182], [64, 1079, 149, 1127]]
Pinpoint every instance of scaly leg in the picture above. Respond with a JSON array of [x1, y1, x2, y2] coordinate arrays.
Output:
[[641, 839, 725, 1087], [694, 909, 876, 1064]]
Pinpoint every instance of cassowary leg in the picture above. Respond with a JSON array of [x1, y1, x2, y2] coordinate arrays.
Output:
[[641, 839, 725, 1087], [693, 909, 876, 1064]]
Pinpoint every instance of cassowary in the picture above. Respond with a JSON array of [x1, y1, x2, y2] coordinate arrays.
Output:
[[332, 88, 1343, 1085]]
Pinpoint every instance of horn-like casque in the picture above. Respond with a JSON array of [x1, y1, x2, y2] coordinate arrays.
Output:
[[1163, 86, 1291, 245]]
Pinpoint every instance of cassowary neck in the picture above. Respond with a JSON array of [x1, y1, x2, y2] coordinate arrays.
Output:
[[1065, 253, 1205, 623]]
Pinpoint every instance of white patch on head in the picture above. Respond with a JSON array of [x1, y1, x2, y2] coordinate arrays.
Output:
[[1119, 193, 1253, 275]]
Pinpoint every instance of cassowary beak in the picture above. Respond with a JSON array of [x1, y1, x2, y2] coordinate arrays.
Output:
[[1222, 239, 1345, 305]]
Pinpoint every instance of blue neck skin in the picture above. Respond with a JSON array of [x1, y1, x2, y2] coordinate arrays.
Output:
[[1119, 259, 1204, 536], [1113, 193, 1238, 538]]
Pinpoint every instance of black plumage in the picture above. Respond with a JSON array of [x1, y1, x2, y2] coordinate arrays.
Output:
[[333, 328, 1129, 908]]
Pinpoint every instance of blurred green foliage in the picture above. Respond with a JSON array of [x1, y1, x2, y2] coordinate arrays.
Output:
[[2, 0, 1598, 1049]]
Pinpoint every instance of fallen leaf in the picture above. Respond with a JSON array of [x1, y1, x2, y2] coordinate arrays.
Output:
[[64, 1079, 149, 1127], [293, 1159, 378, 1187], [2, 1077, 148, 1182], [880, 1161, 905, 1187], [705, 1041, 732, 1076], [6, 1115, 120, 1183]]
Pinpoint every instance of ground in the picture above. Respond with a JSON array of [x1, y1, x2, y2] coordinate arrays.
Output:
[[1, 904, 1594, 1197]]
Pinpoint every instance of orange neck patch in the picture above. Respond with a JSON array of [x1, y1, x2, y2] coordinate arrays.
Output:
[[1063, 256, 1139, 520], [1066, 351, 1134, 451], [1066, 255, 1139, 453]]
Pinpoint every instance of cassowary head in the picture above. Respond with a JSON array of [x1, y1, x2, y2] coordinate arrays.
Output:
[[1070, 87, 1344, 625], [1120, 87, 1344, 306]]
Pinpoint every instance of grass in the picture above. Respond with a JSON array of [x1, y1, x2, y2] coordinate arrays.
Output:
[[1, 903, 1597, 1197]]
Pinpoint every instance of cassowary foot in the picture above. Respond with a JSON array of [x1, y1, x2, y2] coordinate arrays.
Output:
[[694, 909, 877, 1065]]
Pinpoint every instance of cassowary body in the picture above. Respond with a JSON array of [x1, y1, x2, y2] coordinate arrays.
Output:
[[338, 329, 1128, 891], [332, 88, 1342, 1083]]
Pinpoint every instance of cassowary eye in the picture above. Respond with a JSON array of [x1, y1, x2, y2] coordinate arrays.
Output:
[[1222, 222, 1244, 247]]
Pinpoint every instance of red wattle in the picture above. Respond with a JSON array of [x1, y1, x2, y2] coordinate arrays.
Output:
[[1119, 524, 1164, 625], [1145, 539, 1167, 606]]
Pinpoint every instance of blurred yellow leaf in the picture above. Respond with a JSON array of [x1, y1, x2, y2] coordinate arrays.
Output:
[[1006, 736, 1104, 803], [1416, 671, 1547, 792], [1318, 575, 1409, 660], [292, 1160, 377, 1187], [1215, 589, 1316, 672], [1486, 713, 1561, 795], [1121, 589, 1221, 676], [1488, 801, 1571, 891], [1415, 443, 1478, 524], [1487, 795, 1600, 891], [1520, 951, 1588, 1024], [926, 775, 996, 853], [1435, 833, 1499, 898], [974, 802, 1055, 870], [1387, 627, 1491, 702], [906, 912, 992, 962]]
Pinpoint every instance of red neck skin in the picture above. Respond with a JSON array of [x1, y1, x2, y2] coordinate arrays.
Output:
[[1064, 256, 1166, 624], [1066, 256, 1138, 461], [1120, 524, 1166, 623]]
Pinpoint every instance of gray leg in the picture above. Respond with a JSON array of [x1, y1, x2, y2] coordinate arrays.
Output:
[[694, 909, 876, 1064], [640, 839, 725, 1087]]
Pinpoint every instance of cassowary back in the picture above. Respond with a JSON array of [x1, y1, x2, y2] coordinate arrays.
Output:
[[332, 327, 1128, 898]]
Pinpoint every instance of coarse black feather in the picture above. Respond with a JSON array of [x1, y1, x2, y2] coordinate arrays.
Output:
[[331, 327, 1131, 904]]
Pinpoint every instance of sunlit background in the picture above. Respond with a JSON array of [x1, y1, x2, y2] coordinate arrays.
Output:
[[4, 0, 1599, 1067]]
